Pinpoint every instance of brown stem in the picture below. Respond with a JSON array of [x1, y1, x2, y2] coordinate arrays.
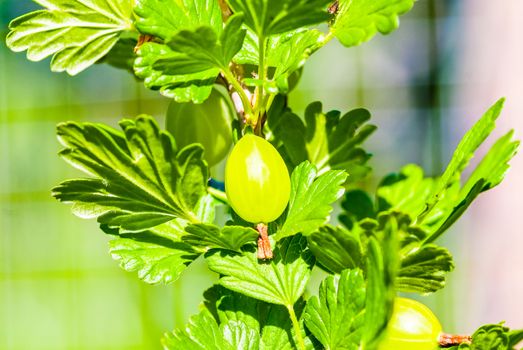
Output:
[[438, 333, 472, 347], [134, 35, 155, 53], [218, 0, 232, 21], [328, 1, 339, 15], [256, 223, 273, 260]]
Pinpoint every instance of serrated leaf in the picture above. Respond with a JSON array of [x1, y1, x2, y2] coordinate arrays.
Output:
[[448, 323, 523, 350], [135, 0, 223, 40], [108, 220, 200, 284], [276, 161, 347, 240], [235, 28, 323, 93], [206, 235, 314, 306], [158, 14, 246, 74], [203, 285, 262, 331], [6, 0, 133, 75], [423, 98, 506, 217], [52, 115, 207, 231], [268, 102, 375, 179], [183, 224, 258, 252], [203, 285, 303, 350], [339, 190, 376, 229], [227, 0, 332, 37], [260, 302, 303, 350], [331, 0, 415, 48], [307, 225, 362, 273], [396, 244, 454, 294], [134, 42, 217, 103], [163, 308, 258, 350], [377, 164, 435, 219], [304, 269, 366, 350], [462, 130, 520, 194]]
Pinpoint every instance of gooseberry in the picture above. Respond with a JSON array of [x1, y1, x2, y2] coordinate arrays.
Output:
[[224, 134, 290, 224], [378, 297, 442, 350], [165, 87, 234, 167]]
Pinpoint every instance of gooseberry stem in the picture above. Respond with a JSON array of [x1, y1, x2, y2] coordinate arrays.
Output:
[[256, 223, 273, 259], [287, 304, 306, 350], [222, 68, 253, 117], [438, 333, 472, 347]]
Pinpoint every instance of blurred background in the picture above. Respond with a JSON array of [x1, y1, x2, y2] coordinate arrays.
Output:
[[1, 0, 522, 349]]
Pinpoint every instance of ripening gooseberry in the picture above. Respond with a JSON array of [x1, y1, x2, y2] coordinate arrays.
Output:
[[165, 87, 234, 166], [378, 297, 442, 350], [225, 134, 290, 224]]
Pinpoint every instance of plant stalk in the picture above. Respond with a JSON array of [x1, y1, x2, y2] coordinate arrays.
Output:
[[222, 68, 253, 117], [256, 223, 272, 259], [438, 333, 472, 347], [287, 304, 306, 350]]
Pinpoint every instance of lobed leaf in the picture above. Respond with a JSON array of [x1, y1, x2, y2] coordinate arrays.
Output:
[[109, 228, 199, 284], [276, 161, 347, 240], [396, 244, 454, 294], [53, 115, 208, 231], [235, 28, 324, 93], [226, 0, 332, 37], [304, 269, 366, 350], [206, 235, 314, 306], [331, 0, 415, 48], [183, 224, 258, 252], [160, 14, 246, 73], [135, 0, 223, 40], [134, 42, 218, 103], [6, 0, 134, 75], [307, 225, 362, 273], [268, 102, 376, 180], [448, 323, 523, 350]]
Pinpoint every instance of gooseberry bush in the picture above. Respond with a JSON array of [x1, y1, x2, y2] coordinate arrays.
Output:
[[6, 0, 523, 349]]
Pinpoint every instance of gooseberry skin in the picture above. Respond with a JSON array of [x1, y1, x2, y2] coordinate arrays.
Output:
[[165, 88, 234, 167], [378, 298, 442, 350], [225, 134, 291, 224]]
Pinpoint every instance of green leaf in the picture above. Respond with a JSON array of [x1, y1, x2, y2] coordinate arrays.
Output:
[[260, 302, 305, 350], [268, 103, 376, 179], [362, 228, 398, 349], [276, 161, 347, 240], [331, 0, 415, 48], [98, 37, 137, 72], [158, 14, 246, 73], [396, 244, 454, 294], [206, 235, 314, 306], [183, 224, 258, 252], [226, 0, 332, 37], [422, 102, 519, 244], [109, 228, 199, 284], [424, 98, 505, 217], [134, 42, 218, 103], [304, 269, 366, 349], [339, 190, 376, 229], [135, 0, 223, 40], [462, 130, 520, 194], [447, 324, 523, 350], [163, 308, 260, 350], [377, 164, 435, 220], [6, 0, 133, 75], [235, 29, 323, 93], [307, 225, 362, 273], [203, 285, 262, 331], [52, 115, 207, 231], [508, 329, 523, 349], [203, 285, 302, 350]]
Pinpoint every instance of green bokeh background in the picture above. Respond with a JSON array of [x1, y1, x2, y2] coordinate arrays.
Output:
[[1, 1, 522, 349]]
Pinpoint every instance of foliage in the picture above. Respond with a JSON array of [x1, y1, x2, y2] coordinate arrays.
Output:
[[5, 0, 522, 349]]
